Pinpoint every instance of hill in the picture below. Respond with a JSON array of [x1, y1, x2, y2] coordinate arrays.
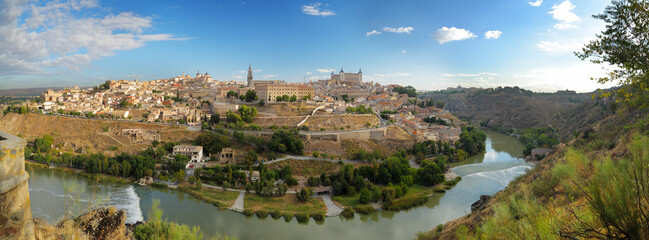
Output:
[[426, 87, 615, 140], [416, 101, 649, 239], [0, 113, 200, 154]]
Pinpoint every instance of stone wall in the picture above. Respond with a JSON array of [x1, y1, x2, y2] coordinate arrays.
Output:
[[0, 131, 34, 240]]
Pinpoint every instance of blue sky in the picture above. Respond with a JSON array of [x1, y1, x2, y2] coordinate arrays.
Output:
[[0, 0, 615, 92]]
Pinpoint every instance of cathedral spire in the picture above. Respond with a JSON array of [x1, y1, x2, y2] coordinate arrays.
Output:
[[247, 64, 254, 87]]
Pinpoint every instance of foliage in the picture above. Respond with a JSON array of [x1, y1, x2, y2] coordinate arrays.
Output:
[[341, 207, 354, 219], [269, 129, 304, 155], [353, 205, 376, 214], [393, 85, 417, 97], [245, 90, 258, 102], [237, 105, 258, 123], [576, 0, 649, 104], [297, 188, 314, 202], [194, 132, 231, 155], [345, 105, 374, 114]]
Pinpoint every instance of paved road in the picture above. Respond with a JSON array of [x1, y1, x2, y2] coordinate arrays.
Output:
[[321, 195, 343, 216], [258, 155, 375, 166], [230, 192, 246, 212]]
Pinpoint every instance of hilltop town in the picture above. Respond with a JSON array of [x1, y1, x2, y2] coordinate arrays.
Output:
[[17, 65, 461, 146]]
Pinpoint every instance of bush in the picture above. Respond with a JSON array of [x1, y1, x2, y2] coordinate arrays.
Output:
[[382, 195, 428, 211], [256, 210, 268, 219], [353, 205, 376, 215], [271, 210, 282, 219], [295, 213, 309, 223], [311, 212, 325, 222], [243, 209, 253, 216], [341, 208, 354, 219], [283, 213, 293, 222]]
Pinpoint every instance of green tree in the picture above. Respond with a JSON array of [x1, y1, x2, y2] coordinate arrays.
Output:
[[226, 90, 238, 98], [238, 105, 258, 123], [576, 0, 649, 104], [290, 95, 297, 102], [245, 90, 258, 102]]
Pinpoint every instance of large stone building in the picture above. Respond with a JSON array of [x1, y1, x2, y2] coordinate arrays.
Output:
[[256, 84, 315, 102], [329, 68, 362, 85]]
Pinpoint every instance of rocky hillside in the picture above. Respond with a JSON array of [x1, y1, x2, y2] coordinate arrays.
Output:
[[417, 103, 649, 239], [427, 87, 615, 140], [0, 113, 199, 154]]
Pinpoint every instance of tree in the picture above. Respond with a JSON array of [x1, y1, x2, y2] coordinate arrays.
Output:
[[282, 95, 290, 102], [245, 90, 258, 102], [290, 95, 297, 102], [226, 90, 238, 98], [359, 188, 372, 204], [238, 105, 258, 123], [209, 113, 220, 124], [576, 0, 649, 104], [226, 110, 242, 123], [297, 188, 313, 202], [243, 151, 258, 166]]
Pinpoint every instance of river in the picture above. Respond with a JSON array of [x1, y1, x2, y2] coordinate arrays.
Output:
[[27, 131, 530, 240]]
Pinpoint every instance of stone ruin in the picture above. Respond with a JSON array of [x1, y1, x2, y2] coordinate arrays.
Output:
[[119, 129, 160, 143], [0, 131, 35, 240]]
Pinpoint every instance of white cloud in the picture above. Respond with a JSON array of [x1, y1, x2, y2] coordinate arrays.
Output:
[[441, 73, 499, 77], [401, 50, 407, 54], [306, 72, 313, 75], [263, 74, 275, 79], [366, 30, 381, 37], [536, 40, 583, 52], [0, 0, 184, 75], [528, 0, 543, 7], [302, 3, 335, 17], [364, 73, 412, 83], [316, 68, 335, 73], [382, 26, 414, 34], [549, 1, 580, 29], [432, 27, 476, 44], [484, 30, 502, 39]]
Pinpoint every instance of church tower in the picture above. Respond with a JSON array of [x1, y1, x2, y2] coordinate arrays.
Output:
[[247, 64, 254, 87]]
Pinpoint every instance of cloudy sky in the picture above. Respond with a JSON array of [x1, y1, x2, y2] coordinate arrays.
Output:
[[0, 0, 616, 92]]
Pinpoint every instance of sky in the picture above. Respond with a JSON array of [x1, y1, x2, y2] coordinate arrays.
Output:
[[0, 0, 618, 92]]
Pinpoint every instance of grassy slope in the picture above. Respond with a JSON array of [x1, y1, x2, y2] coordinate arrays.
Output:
[[417, 106, 649, 240]]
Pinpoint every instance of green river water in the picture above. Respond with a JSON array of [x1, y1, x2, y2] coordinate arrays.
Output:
[[27, 131, 529, 240]]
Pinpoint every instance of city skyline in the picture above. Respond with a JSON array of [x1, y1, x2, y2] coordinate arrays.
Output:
[[0, 0, 616, 92]]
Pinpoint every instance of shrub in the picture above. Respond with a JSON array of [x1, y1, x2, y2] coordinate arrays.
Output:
[[311, 212, 325, 222], [382, 195, 428, 211], [295, 213, 309, 223], [256, 210, 268, 219], [271, 210, 282, 219], [243, 209, 253, 216], [341, 208, 354, 219], [353, 205, 376, 215], [283, 213, 293, 222]]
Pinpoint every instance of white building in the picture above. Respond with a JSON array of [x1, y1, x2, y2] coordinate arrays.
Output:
[[172, 145, 204, 162]]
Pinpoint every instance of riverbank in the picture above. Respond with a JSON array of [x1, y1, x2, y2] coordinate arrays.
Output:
[[25, 160, 131, 184]]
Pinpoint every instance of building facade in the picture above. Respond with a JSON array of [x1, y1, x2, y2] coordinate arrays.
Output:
[[329, 68, 362, 85], [172, 145, 204, 162], [256, 84, 315, 102]]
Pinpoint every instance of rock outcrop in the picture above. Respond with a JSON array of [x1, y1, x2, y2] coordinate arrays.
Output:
[[470, 195, 492, 212]]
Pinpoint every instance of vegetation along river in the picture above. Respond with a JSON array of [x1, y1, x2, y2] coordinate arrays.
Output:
[[27, 131, 530, 240]]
